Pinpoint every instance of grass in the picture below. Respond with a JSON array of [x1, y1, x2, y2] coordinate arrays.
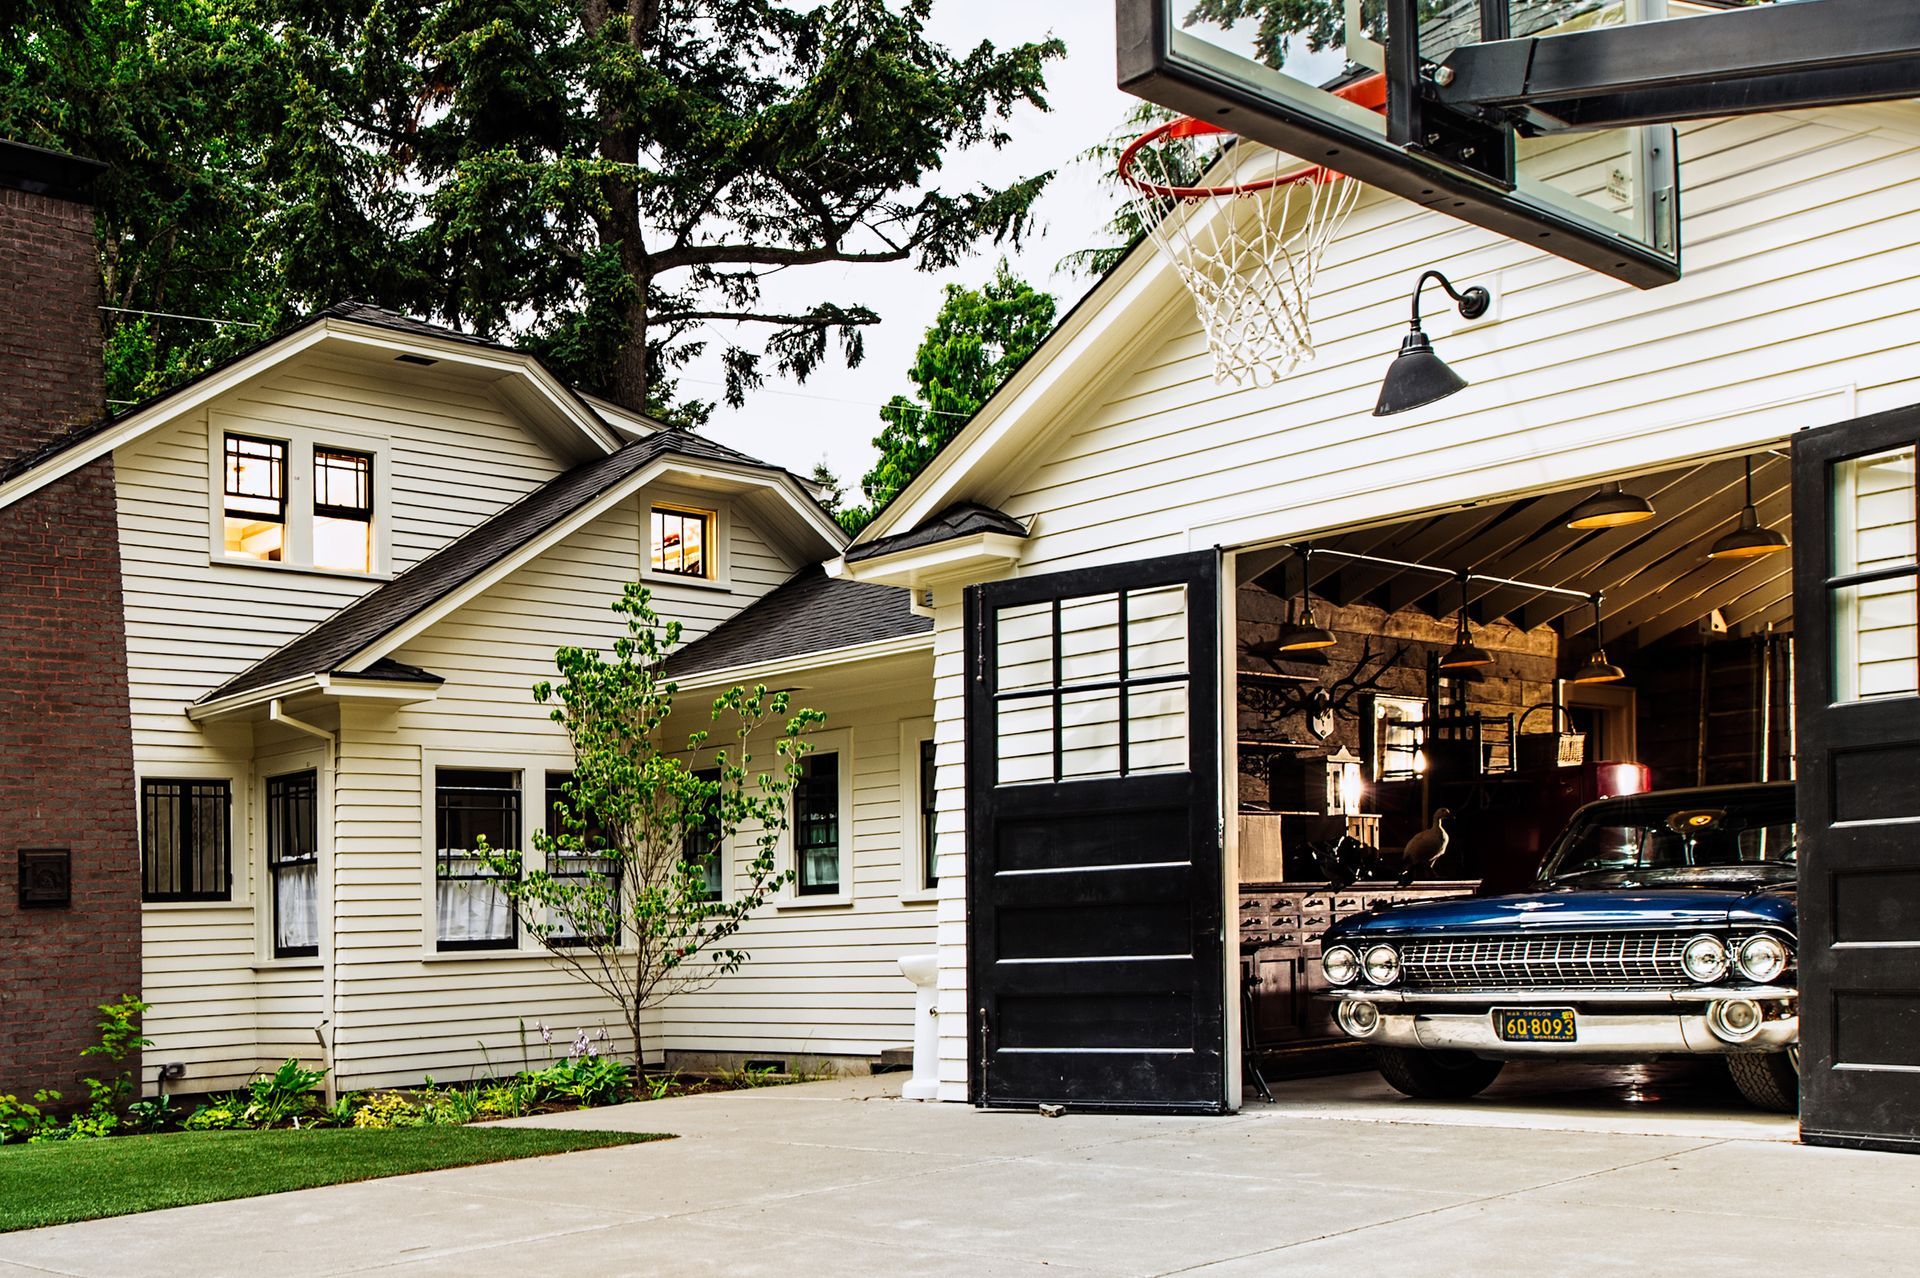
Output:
[[0, 1126, 669, 1233]]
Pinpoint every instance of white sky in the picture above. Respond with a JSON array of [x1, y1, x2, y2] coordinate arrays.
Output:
[[688, 4, 1140, 489]]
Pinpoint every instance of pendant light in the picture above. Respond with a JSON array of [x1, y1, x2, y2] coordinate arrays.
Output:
[[1571, 593, 1626, 684], [1565, 481, 1655, 530], [1708, 456, 1789, 560], [1438, 572, 1493, 670], [1373, 270, 1491, 417], [1272, 546, 1337, 652]]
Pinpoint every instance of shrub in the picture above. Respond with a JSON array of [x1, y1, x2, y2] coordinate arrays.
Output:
[[0, 1091, 59, 1144], [534, 1052, 632, 1108], [350, 1092, 426, 1129], [183, 1101, 250, 1131], [244, 1059, 327, 1127]]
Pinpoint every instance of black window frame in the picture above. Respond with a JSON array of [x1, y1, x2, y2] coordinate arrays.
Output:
[[683, 767, 725, 902], [650, 504, 713, 579], [434, 767, 521, 952], [266, 769, 320, 959], [919, 739, 938, 890], [312, 445, 375, 574], [793, 753, 841, 897], [222, 433, 287, 560], [141, 778, 232, 902], [543, 770, 621, 946]]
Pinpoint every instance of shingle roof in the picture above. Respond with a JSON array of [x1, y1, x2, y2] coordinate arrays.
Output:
[[664, 565, 931, 679], [844, 500, 1027, 563], [202, 432, 752, 704]]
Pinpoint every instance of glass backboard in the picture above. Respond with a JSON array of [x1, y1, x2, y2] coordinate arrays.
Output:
[[1116, 0, 1682, 287]]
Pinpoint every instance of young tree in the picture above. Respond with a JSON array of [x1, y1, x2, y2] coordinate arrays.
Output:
[[478, 584, 823, 1067], [808, 461, 847, 519], [843, 260, 1055, 529]]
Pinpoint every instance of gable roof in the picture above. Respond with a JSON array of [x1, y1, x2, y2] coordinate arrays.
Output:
[[665, 565, 931, 680], [843, 500, 1028, 564], [200, 429, 829, 708]]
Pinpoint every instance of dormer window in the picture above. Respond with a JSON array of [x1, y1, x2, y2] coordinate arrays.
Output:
[[651, 504, 713, 579], [223, 434, 287, 561], [314, 447, 374, 573]]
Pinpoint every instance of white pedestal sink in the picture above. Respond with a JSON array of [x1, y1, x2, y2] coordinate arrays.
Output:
[[897, 953, 940, 1101]]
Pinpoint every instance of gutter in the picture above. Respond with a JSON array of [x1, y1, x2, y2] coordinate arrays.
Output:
[[270, 699, 341, 1105]]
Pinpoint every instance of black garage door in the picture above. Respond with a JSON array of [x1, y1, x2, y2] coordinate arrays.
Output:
[[965, 550, 1225, 1112], [1794, 405, 1920, 1152]]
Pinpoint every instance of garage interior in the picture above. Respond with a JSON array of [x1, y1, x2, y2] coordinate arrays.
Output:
[[1231, 447, 1799, 1064]]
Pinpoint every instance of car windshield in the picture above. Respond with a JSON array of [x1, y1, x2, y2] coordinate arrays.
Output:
[[1539, 791, 1797, 887]]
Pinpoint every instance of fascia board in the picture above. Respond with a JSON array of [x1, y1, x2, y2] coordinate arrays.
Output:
[[833, 530, 1028, 588], [667, 631, 934, 692]]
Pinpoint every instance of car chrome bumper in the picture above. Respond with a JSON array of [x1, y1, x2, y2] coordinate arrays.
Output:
[[1323, 987, 1798, 1057]]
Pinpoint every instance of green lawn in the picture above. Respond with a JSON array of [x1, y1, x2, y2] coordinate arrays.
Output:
[[0, 1126, 669, 1232]]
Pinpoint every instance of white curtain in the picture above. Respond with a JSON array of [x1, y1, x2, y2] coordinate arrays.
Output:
[[437, 855, 512, 943], [275, 862, 319, 952]]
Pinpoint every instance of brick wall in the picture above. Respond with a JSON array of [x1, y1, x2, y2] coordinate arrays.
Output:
[[0, 159, 141, 1102]]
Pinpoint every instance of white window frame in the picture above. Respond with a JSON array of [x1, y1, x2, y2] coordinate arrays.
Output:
[[207, 410, 393, 579], [257, 751, 326, 966], [898, 717, 938, 905], [641, 488, 731, 590], [776, 727, 853, 910], [136, 762, 249, 912]]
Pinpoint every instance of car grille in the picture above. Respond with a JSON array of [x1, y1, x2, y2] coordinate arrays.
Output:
[[1399, 933, 1694, 990]]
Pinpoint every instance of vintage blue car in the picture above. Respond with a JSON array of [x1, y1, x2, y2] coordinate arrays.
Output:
[[1319, 782, 1800, 1112]]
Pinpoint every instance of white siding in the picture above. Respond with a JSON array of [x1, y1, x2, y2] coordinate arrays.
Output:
[[120, 351, 574, 1092], [928, 106, 1920, 1097]]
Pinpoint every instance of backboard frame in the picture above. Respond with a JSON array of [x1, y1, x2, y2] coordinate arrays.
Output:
[[1115, 0, 1682, 289]]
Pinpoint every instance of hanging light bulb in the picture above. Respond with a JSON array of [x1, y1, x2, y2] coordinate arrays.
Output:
[[1571, 593, 1626, 684], [1566, 481, 1655, 530], [1708, 456, 1789, 560], [1272, 546, 1336, 652], [1438, 572, 1493, 670]]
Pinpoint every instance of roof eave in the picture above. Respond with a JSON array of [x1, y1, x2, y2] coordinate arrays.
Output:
[[667, 630, 934, 692], [830, 530, 1028, 592], [189, 670, 443, 722]]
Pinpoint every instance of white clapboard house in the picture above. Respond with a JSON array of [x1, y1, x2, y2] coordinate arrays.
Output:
[[4, 89, 1919, 1107]]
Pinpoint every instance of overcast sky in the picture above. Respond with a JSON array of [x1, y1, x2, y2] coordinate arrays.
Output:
[[688, 4, 1141, 491]]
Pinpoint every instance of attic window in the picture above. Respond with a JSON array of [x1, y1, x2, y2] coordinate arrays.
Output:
[[651, 505, 713, 579], [314, 447, 374, 573], [224, 434, 286, 561]]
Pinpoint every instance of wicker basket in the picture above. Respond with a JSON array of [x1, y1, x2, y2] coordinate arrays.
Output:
[[1516, 702, 1586, 771]]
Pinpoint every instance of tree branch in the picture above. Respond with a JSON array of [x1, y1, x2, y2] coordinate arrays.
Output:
[[653, 308, 883, 327], [649, 242, 912, 272]]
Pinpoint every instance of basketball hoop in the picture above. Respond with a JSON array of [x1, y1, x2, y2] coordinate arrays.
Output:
[[1117, 75, 1385, 386]]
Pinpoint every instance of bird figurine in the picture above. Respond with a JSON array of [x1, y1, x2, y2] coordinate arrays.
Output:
[[1399, 808, 1451, 887]]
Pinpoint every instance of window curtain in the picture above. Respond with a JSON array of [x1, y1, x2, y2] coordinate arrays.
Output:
[[275, 861, 319, 952], [436, 855, 512, 943]]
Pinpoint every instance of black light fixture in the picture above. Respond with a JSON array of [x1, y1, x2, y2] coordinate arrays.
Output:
[[1707, 455, 1790, 560], [1566, 482, 1655, 530], [1438, 572, 1493, 670], [1271, 546, 1337, 652], [1571, 593, 1626, 685], [1374, 270, 1491, 417]]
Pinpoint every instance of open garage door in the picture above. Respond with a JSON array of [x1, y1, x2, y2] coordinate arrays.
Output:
[[965, 551, 1225, 1112], [1795, 406, 1920, 1152]]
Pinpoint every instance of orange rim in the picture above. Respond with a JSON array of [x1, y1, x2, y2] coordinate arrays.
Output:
[[1117, 72, 1387, 199]]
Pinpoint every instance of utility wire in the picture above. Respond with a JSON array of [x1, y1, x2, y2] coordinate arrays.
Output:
[[98, 305, 262, 329]]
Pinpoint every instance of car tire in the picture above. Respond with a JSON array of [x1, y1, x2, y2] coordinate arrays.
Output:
[[1727, 1050, 1799, 1114], [1372, 1046, 1505, 1100]]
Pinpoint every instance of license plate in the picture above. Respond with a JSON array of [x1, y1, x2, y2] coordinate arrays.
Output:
[[1494, 1008, 1577, 1042]]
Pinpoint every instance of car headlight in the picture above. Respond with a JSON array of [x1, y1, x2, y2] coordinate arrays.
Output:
[[1681, 934, 1729, 983], [1734, 934, 1790, 984], [1322, 945, 1360, 986], [1363, 943, 1400, 986]]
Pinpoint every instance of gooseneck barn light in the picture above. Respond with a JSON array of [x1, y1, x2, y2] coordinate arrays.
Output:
[[1566, 481, 1655, 530], [1571, 593, 1627, 685], [1273, 546, 1337, 652], [1707, 455, 1789, 560], [1373, 270, 1491, 417], [1438, 572, 1494, 670]]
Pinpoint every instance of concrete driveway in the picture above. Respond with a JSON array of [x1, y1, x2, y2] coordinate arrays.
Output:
[[3, 1068, 1915, 1277]]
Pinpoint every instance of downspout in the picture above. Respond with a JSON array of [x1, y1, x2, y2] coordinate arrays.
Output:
[[271, 699, 340, 1105]]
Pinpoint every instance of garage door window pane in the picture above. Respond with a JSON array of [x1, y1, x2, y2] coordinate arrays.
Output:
[[1833, 447, 1918, 701]]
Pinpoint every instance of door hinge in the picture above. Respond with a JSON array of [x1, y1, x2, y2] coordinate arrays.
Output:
[[979, 1007, 990, 1079]]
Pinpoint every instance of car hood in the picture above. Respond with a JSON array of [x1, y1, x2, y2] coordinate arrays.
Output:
[[1327, 885, 1796, 940]]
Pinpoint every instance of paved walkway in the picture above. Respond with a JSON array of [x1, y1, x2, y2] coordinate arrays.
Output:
[[4, 1067, 1916, 1277]]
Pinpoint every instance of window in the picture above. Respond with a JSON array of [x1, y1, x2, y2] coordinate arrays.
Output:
[[141, 779, 231, 901], [1832, 445, 1918, 701], [544, 771, 619, 945], [1370, 695, 1427, 781], [435, 768, 519, 951], [919, 740, 938, 889], [223, 434, 286, 561], [793, 753, 841, 896], [267, 771, 319, 958], [650, 505, 712, 578], [313, 447, 374, 573], [679, 768, 725, 901]]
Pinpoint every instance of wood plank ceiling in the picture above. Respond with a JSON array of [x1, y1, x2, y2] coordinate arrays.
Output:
[[1269, 451, 1793, 652]]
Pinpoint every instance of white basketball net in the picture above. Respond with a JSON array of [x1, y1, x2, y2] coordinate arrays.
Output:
[[1123, 129, 1361, 386]]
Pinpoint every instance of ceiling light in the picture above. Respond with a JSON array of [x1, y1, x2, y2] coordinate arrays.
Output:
[[1708, 456, 1789, 560], [1566, 482, 1655, 530], [1276, 546, 1337, 651], [1374, 270, 1490, 417], [1571, 593, 1625, 684], [1438, 572, 1493, 670]]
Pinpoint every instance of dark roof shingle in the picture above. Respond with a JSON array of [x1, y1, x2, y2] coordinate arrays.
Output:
[[664, 566, 931, 679], [843, 500, 1026, 563]]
